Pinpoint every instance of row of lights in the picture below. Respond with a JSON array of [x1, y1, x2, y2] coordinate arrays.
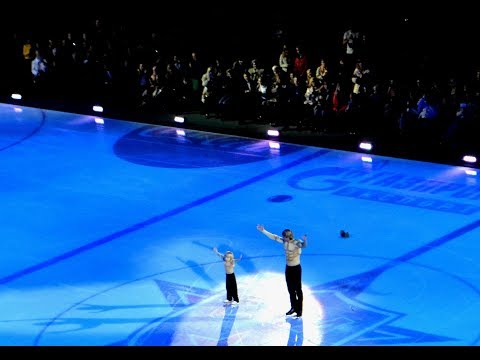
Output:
[[10, 97, 479, 174], [11, 93, 104, 114], [175, 116, 281, 150], [12, 92, 106, 127], [358, 141, 477, 175], [176, 118, 478, 172]]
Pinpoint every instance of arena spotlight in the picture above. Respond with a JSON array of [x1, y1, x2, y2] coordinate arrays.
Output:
[[92, 105, 103, 113], [359, 142, 373, 151], [11, 93, 22, 100], [462, 155, 477, 164], [174, 116, 185, 123], [267, 129, 280, 137]]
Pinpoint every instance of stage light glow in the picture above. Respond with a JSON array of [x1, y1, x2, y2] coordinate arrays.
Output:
[[359, 142, 372, 151], [463, 155, 477, 164]]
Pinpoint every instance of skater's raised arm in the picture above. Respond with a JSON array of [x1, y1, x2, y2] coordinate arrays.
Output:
[[213, 247, 225, 260], [294, 234, 308, 248], [256, 224, 283, 243]]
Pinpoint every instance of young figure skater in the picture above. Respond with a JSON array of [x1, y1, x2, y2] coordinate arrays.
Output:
[[213, 247, 242, 305], [256, 224, 307, 318]]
